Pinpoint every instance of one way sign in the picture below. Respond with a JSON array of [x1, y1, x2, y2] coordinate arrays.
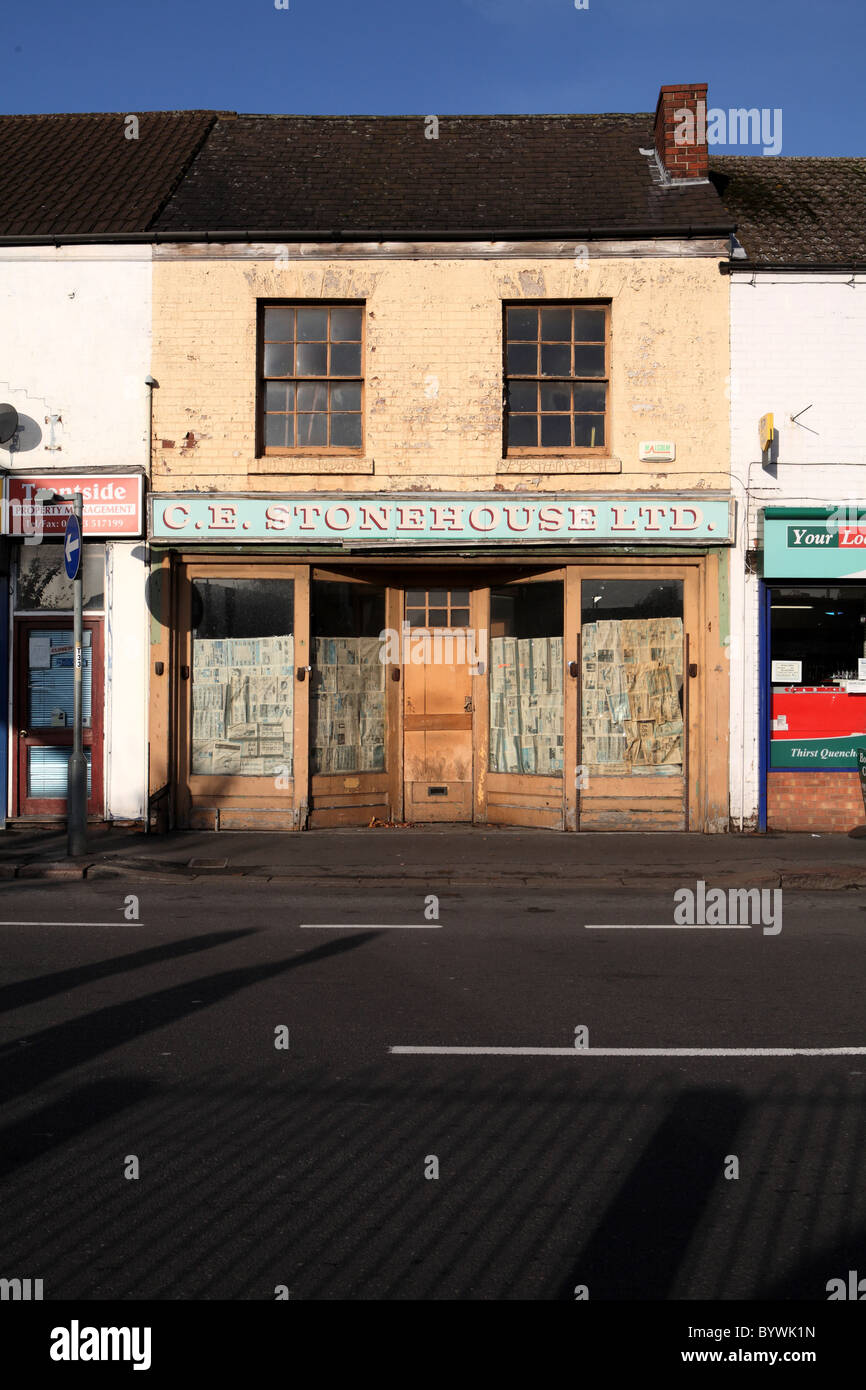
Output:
[[64, 512, 81, 580]]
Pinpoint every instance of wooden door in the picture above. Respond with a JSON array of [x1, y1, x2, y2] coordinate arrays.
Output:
[[484, 572, 566, 829], [403, 585, 474, 822], [307, 571, 401, 827], [573, 564, 699, 831], [14, 618, 104, 817]]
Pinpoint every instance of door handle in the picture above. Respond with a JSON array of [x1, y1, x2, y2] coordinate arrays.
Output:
[[19, 729, 28, 737], [464, 695, 473, 712]]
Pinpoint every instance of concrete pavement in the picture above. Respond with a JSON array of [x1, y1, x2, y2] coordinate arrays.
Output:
[[1, 823, 866, 890]]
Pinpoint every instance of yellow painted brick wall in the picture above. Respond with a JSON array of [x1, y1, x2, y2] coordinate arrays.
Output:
[[151, 251, 730, 495]]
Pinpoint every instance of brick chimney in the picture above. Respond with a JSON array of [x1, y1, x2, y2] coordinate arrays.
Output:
[[653, 83, 708, 180]]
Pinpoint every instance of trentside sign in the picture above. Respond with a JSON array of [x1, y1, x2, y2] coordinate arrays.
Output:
[[2, 474, 144, 537]]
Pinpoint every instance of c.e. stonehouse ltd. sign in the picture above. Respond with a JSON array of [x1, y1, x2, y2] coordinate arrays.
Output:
[[150, 494, 734, 545]]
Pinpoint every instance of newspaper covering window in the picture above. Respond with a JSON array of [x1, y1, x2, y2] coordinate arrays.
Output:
[[190, 580, 294, 777], [580, 580, 684, 777], [489, 581, 564, 776]]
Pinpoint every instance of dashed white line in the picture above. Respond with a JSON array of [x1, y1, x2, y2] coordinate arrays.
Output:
[[389, 1045, 866, 1057]]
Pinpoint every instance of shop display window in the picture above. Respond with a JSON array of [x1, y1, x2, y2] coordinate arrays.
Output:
[[770, 587, 866, 685], [190, 579, 295, 777], [580, 579, 684, 776]]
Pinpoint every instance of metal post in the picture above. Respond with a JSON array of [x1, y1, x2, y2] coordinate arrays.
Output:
[[67, 492, 87, 856]]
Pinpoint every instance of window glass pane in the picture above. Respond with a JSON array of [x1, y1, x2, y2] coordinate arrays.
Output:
[[406, 590, 426, 606], [296, 308, 328, 340], [191, 579, 295, 779], [297, 413, 327, 446], [16, 544, 105, 611], [508, 414, 538, 447], [264, 343, 294, 377], [330, 342, 362, 375], [28, 627, 93, 727], [427, 609, 447, 626], [541, 343, 571, 376], [507, 343, 537, 374], [541, 382, 572, 412], [331, 382, 362, 411], [574, 415, 604, 448], [573, 308, 605, 341], [489, 582, 563, 775], [540, 414, 571, 447], [573, 344, 605, 376], [427, 590, 447, 605], [264, 381, 292, 411], [311, 580, 386, 775], [297, 382, 328, 411], [330, 307, 363, 341], [450, 589, 470, 606], [541, 307, 572, 340], [265, 307, 295, 340], [770, 586, 866, 685], [330, 414, 362, 448], [580, 580, 684, 779], [406, 608, 426, 627], [29, 747, 91, 798], [508, 381, 536, 412], [264, 413, 289, 448], [507, 307, 538, 340], [295, 343, 328, 376], [450, 608, 470, 628], [573, 383, 606, 411]]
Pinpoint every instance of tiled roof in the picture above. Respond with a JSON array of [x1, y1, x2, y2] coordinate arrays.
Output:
[[712, 157, 866, 264], [0, 112, 218, 236], [152, 113, 732, 237]]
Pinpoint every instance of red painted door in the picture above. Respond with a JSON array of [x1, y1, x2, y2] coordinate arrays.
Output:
[[14, 618, 104, 817]]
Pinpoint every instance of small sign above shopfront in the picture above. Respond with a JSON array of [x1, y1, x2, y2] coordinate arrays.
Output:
[[638, 441, 676, 462], [150, 493, 734, 545], [2, 474, 144, 538]]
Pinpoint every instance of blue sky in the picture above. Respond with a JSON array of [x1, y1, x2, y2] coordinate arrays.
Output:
[[4, 0, 863, 154]]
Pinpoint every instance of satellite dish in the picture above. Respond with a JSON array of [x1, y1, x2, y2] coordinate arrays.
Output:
[[0, 403, 19, 444]]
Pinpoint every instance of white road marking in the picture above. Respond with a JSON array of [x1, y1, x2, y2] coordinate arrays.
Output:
[[300, 924, 441, 929], [0, 921, 144, 927], [585, 924, 751, 930], [389, 1045, 866, 1056]]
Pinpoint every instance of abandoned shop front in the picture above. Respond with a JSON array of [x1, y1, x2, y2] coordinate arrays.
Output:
[[148, 491, 732, 832]]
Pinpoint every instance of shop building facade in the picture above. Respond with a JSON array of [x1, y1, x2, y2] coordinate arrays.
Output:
[[0, 113, 215, 826], [146, 89, 735, 832], [719, 156, 866, 831]]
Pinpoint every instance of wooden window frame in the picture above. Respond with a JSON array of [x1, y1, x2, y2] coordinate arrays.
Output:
[[503, 300, 610, 457], [257, 299, 366, 458]]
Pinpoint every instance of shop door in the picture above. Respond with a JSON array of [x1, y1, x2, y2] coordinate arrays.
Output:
[[307, 571, 401, 827], [14, 618, 104, 817], [403, 586, 475, 822], [485, 574, 566, 828], [575, 568, 698, 830]]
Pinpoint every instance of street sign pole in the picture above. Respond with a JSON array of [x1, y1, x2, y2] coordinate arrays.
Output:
[[67, 494, 87, 857]]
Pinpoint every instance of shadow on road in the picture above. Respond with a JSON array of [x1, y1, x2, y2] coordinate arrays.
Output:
[[0, 931, 257, 1014], [0, 932, 381, 1107]]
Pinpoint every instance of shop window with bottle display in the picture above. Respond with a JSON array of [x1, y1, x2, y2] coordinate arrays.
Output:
[[769, 586, 866, 770]]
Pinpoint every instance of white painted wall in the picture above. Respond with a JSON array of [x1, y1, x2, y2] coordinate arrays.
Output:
[[1, 246, 152, 822], [728, 271, 866, 826]]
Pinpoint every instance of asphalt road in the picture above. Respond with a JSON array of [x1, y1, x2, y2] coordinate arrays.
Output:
[[1, 875, 865, 1301]]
